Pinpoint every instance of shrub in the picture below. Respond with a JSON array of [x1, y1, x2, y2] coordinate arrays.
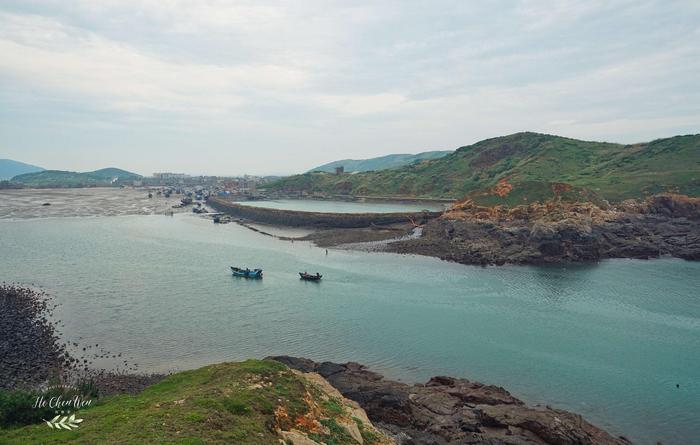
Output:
[[0, 389, 53, 428]]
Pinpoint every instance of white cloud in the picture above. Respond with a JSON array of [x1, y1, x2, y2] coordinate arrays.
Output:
[[314, 93, 407, 116], [0, 11, 308, 115], [0, 1, 698, 174]]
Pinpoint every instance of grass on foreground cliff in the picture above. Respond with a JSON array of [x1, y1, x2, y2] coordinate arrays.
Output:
[[0, 360, 382, 445]]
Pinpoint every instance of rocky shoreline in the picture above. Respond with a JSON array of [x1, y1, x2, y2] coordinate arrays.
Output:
[[290, 194, 700, 266], [386, 194, 699, 266], [0, 285, 68, 390], [0, 285, 643, 443], [270, 356, 632, 445], [0, 285, 163, 395]]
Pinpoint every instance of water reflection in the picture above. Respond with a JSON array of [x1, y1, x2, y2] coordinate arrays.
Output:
[[529, 262, 599, 302]]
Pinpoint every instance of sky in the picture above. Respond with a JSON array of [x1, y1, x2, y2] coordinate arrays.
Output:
[[1, 1, 699, 176]]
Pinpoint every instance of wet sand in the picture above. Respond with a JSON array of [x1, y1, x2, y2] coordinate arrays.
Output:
[[0, 188, 186, 219]]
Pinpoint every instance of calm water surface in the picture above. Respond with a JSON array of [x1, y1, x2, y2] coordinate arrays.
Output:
[[235, 199, 445, 213], [0, 214, 698, 444]]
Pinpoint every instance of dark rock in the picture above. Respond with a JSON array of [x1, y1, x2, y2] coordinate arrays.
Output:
[[268, 355, 317, 373], [538, 239, 565, 256], [384, 196, 699, 266], [270, 356, 632, 445]]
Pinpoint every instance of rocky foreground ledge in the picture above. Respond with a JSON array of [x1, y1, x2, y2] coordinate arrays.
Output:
[[270, 356, 632, 445]]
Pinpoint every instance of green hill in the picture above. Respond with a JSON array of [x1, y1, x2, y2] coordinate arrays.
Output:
[[0, 159, 44, 180], [0, 360, 389, 445], [12, 168, 141, 188], [309, 150, 452, 173], [267, 132, 700, 205]]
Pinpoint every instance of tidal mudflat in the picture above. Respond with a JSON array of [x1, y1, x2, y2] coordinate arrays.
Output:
[[0, 187, 184, 219]]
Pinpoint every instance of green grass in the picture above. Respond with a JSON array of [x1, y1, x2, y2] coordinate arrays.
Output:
[[0, 359, 380, 445], [266, 132, 700, 205], [353, 416, 380, 444], [322, 399, 344, 415], [0, 360, 386, 445], [308, 150, 452, 173]]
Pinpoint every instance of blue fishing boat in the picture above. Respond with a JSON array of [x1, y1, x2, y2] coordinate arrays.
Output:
[[231, 266, 263, 278]]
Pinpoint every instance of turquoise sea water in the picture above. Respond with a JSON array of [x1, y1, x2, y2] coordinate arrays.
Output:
[[0, 214, 698, 444], [234, 199, 445, 213]]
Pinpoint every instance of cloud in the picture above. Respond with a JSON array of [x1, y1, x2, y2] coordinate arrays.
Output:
[[314, 93, 407, 116], [0, 1, 698, 174], [0, 11, 308, 116]]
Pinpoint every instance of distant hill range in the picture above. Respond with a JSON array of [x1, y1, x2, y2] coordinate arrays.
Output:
[[0, 159, 45, 180], [309, 150, 452, 173], [267, 132, 700, 205], [12, 167, 142, 188]]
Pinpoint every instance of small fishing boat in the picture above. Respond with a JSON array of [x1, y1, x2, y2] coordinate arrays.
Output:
[[231, 266, 263, 279], [299, 272, 322, 281]]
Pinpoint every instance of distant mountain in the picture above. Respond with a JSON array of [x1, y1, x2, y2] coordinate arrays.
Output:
[[0, 159, 44, 180], [12, 167, 142, 188], [308, 151, 452, 173], [267, 132, 700, 205]]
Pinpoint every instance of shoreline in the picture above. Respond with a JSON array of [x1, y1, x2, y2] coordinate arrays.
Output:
[[1, 285, 634, 444], [0, 285, 164, 396], [270, 356, 633, 445], [219, 194, 700, 266], [4, 188, 697, 267]]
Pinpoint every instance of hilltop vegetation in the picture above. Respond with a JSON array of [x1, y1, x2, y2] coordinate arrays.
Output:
[[0, 159, 44, 180], [309, 150, 452, 173], [267, 132, 700, 205], [12, 168, 141, 188], [0, 360, 390, 445]]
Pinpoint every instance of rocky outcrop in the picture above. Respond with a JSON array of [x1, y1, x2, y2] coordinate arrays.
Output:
[[639, 194, 700, 220], [269, 356, 632, 445], [208, 197, 441, 228], [289, 369, 394, 445], [385, 194, 700, 265]]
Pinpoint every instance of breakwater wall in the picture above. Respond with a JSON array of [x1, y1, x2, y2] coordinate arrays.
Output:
[[208, 197, 443, 228], [267, 192, 455, 204]]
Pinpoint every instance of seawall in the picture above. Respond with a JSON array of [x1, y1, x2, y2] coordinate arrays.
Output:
[[208, 197, 442, 228]]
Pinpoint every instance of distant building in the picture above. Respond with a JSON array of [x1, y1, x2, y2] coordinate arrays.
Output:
[[153, 172, 189, 180], [335, 166, 344, 174]]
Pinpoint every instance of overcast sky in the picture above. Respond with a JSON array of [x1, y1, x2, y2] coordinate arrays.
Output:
[[1, 1, 698, 176]]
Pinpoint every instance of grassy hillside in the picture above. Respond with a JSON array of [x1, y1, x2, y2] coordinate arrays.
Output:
[[0, 360, 389, 445], [267, 132, 700, 205], [12, 168, 141, 188], [0, 159, 44, 180], [309, 150, 452, 173]]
